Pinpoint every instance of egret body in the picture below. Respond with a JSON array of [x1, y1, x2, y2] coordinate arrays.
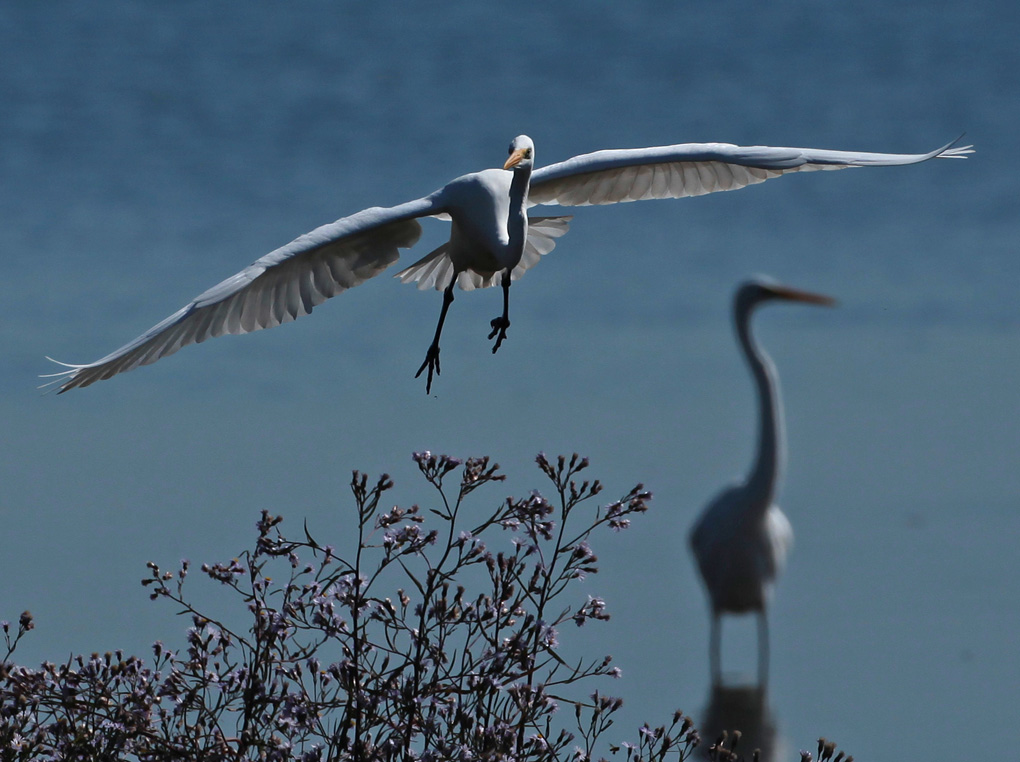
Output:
[[689, 278, 835, 685], [47, 137, 966, 392]]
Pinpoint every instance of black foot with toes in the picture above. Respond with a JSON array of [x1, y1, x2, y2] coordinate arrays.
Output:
[[488, 316, 510, 353], [415, 344, 441, 394]]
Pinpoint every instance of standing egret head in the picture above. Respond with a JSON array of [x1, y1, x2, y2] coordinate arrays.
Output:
[[504, 135, 535, 170], [736, 278, 837, 314]]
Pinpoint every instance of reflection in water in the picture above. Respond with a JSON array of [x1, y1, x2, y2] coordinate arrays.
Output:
[[700, 682, 784, 762]]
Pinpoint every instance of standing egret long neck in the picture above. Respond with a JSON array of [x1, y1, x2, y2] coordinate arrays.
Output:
[[735, 302, 785, 509]]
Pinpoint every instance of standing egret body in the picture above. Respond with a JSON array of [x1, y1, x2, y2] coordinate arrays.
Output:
[[46, 136, 968, 393], [689, 278, 836, 686]]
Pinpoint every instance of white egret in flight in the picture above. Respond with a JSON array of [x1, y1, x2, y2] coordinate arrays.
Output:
[[689, 278, 836, 686], [46, 135, 969, 393]]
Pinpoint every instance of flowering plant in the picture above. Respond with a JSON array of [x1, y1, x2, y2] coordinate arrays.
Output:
[[1, 453, 702, 761]]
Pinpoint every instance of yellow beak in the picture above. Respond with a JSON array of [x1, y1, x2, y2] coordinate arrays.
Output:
[[504, 148, 528, 170]]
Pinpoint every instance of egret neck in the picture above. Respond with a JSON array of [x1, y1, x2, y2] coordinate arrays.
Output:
[[735, 301, 785, 511], [505, 156, 532, 266]]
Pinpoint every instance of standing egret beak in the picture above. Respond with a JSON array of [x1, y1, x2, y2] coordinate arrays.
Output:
[[504, 148, 529, 170], [767, 284, 837, 307]]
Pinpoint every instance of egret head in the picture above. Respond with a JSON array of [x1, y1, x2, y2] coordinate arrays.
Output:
[[504, 135, 535, 171], [736, 277, 836, 315]]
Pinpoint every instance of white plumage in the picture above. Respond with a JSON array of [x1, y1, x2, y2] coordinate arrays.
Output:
[[46, 135, 969, 392], [690, 278, 835, 685]]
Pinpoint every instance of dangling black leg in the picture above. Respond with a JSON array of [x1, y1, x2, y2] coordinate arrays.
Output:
[[416, 282, 455, 394], [488, 270, 511, 353]]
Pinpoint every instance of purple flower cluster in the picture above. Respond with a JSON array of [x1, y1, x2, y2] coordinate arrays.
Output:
[[1, 453, 699, 761]]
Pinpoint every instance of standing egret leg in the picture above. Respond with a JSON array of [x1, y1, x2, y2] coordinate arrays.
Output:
[[416, 281, 456, 394], [488, 270, 511, 353], [710, 613, 722, 686], [757, 611, 770, 687]]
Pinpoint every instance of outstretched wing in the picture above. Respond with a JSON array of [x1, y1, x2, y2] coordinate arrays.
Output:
[[393, 215, 572, 292], [47, 198, 436, 392], [528, 138, 973, 207]]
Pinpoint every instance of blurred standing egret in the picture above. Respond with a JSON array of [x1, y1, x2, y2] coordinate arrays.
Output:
[[689, 278, 836, 686], [47, 136, 967, 393]]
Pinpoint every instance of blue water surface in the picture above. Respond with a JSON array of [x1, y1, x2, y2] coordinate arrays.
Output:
[[1, 2, 1017, 760]]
